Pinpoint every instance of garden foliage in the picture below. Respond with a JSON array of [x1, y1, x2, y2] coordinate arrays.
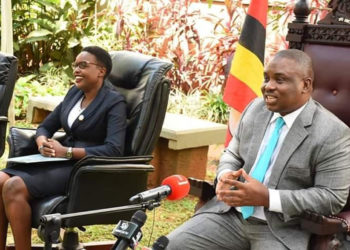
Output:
[[5, 0, 330, 122], [10, 0, 96, 118], [12, 0, 95, 75]]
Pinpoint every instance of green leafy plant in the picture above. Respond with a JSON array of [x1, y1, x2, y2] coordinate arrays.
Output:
[[6, 0, 331, 121], [102, 0, 331, 93], [167, 88, 203, 118], [200, 87, 228, 124], [9, 0, 97, 119], [12, 0, 96, 75], [103, 0, 240, 92], [167, 87, 228, 124], [14, 68, 71, 119]]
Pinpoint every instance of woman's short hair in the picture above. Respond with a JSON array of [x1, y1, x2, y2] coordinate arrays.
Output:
[[82, 46, 112, 78]]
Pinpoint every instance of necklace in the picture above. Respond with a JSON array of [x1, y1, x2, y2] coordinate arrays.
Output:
[[79, 97, 86, 112]]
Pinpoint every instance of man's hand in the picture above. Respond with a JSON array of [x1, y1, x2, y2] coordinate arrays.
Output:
[[216, 169, 243, 200], [216, 169, 269, 208]]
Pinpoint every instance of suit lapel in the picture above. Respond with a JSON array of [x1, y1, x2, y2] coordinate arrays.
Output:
[[245, 105, 272, 173], [70, 84, 108, 130], [267, 99, 316, 188]]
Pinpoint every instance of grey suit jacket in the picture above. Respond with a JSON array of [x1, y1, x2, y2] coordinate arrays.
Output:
[[197, 98, 350, 250]]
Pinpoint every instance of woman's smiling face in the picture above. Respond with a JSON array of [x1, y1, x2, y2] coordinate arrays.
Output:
[[73, 51, 106, 91]]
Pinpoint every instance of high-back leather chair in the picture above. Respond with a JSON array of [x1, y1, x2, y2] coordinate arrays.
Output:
[[0, 53, 17, 157], [286, 2, 350, 249], [6, 51, 172, 244]]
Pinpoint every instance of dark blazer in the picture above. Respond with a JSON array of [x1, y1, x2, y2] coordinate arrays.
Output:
[[36, 82, 127, 157], [198, 98, 350, 250]]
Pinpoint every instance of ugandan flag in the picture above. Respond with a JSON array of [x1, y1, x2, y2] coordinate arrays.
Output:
[[223, 0, 268, 146]]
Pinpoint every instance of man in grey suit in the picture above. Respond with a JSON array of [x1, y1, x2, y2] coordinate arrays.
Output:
[[167, 49, 350, 250]]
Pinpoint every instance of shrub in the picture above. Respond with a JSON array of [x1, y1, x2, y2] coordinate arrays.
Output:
[[7, 0, 330, 121], [167, 86, 228, 124], [103, 0, 240, 92], [200, 87, 228, 124], [14, 67, 70, 119], [12, 0, 96, 76]]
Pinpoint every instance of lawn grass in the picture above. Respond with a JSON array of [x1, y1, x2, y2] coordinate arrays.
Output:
[[0, 123, 223, 248], [27, 196, 198, 247]]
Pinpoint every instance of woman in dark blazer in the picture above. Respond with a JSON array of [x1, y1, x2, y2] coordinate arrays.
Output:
[[0, 46, 127, 249]]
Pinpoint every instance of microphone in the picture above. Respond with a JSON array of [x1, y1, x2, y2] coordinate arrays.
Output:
[[151, 236, 169, 250], [140, 236, 169, 250], [112, 210, 147, 250], [129, 175, 190, 204]]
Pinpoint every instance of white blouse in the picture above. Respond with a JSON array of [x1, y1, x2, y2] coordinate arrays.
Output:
[[67, 96, 85, 128]]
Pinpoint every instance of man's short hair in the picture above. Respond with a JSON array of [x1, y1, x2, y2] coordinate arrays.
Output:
[[274, 49, 314, 81], [82, 46, 112, 78]]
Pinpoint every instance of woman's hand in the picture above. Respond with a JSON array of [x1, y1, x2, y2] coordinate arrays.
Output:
[[36, 135, 51, 156], [46, 138, 67, 158], [36, 136, 66, 158]]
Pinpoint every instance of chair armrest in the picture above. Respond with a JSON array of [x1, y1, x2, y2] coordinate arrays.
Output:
[[7, 127, 66, 158], [188, 177, 216, 211], [69, 156, 155, 194], [188, 177, 215, 201], [0, 116, 8, 122], [335, 211, 350, 233], [74, 155, 153, 167], [70, 155, 155, 186], [63, 162, 154, 226], [7, 127, 37, 158], [69, 160, 154, 187], [301, 210, 350, 235]]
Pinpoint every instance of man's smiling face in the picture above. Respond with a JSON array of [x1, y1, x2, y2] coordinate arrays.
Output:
[[261, 57, 311, 116]]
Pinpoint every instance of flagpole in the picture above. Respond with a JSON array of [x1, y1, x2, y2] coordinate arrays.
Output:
[[1, 0, 14, 54], [1, 0, 15, 126]]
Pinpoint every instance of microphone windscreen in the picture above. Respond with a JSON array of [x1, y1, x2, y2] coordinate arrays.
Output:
[[152, 236, 169, 250], [161, 175, 190, 200], [131, 210, 147, 227]]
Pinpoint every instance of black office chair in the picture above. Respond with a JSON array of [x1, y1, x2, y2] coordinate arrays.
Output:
[[6, 51, 172, 246], [0, 53, 17, 157]]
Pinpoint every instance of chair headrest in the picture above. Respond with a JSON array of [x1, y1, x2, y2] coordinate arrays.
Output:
[[108, 51, 154, 89], [105, 51, 172, 156], [0, 53, 17, 85], [305, 44, 350, 127]]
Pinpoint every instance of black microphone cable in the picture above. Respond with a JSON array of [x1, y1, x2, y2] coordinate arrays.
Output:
[[146, 208, 156, 247]]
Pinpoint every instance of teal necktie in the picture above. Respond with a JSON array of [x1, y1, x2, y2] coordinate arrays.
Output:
[[241, 117, 285, 219]]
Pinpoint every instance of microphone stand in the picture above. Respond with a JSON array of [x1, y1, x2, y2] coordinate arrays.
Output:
[[40, 200, 161, 250]]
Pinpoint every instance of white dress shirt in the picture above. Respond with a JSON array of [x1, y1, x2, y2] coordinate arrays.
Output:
[[218, 102, 307, 220], [67, 96, 85, 128]]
